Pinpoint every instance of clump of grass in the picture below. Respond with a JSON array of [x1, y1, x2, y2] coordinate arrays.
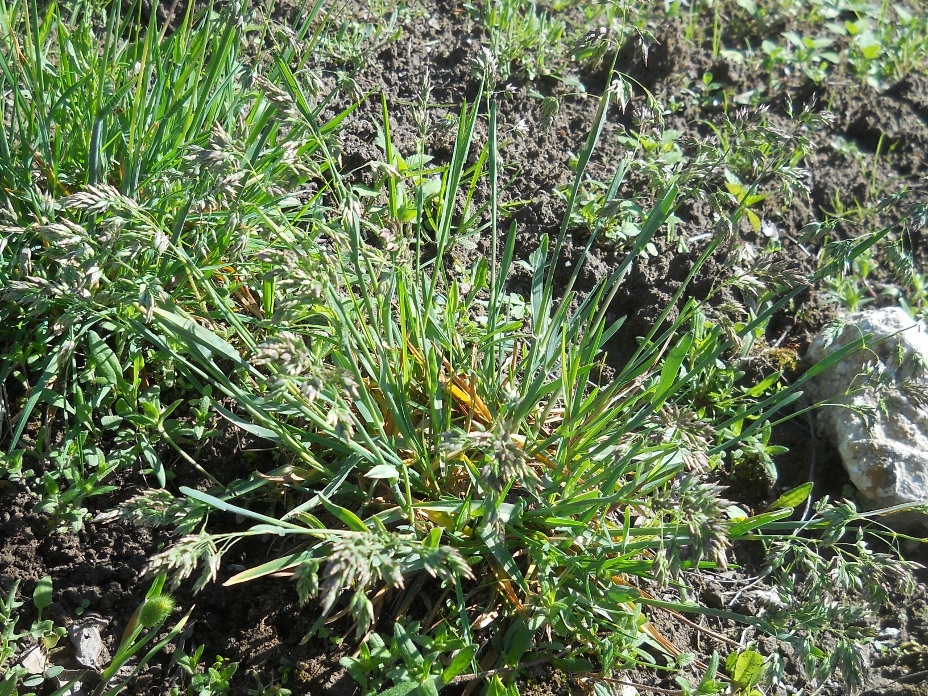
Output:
[[467, 0, 567, 81], [0, 0, 359, 527], [1, 1, 923, 695]]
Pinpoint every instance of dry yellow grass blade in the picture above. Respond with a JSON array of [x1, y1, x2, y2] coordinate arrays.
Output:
[[417, 507, 458, 531], [405, 341, 494, 424], [257, 469, 308, 483], [405, 343, 560, 475], [232, 284, 264, 319], [442, 374, 493, 424], [488, 563, 525, 613], [509, 433, 557, 470], [210, 266, 264, 319]]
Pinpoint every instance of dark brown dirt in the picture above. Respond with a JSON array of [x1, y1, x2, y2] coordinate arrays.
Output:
[[4, 0, 928, 694]]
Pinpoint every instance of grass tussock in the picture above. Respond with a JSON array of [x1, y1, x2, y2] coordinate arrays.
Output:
[[2, 1, 927, 694]]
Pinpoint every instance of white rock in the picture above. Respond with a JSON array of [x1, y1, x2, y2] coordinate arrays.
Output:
[[806, 307, 928, 514], [19, 644, 46, 674], [878, 626, 901, 640], [68, 616, 111, 670], [54, 669, 90, 696]]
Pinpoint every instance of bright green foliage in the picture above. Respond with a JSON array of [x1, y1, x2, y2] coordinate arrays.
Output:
[[752, 0, 928, 87], [171, 645, 239, 696], [0, 0, 359, 528], [662, 0, 928, 88], [467, 0, 567, 81], [0, 578, 69, 696], [725, 648, 766, 693], [340, 622, 476, 694]]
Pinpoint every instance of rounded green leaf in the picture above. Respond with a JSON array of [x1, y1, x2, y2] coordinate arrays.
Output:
[[33, 576, 53, 612]]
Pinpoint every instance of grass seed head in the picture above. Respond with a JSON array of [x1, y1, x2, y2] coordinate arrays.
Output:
[[138, 594, 175, 628], [60, 184, 139, 216], [144, 532, 221, 594]]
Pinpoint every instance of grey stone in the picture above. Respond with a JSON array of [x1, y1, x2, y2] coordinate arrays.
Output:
[[878, 626, 901, 640], [19, 644, 46, 674], [68, 615, 111, 670], [54, 669, 90, 696], [806, 307, 928, 516]]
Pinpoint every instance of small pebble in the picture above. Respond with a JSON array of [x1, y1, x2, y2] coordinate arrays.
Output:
[[879, 627, 901, 640], [68, 617, 111, 669], [19, 644, 46, 674], [54, 669, 88, 696]]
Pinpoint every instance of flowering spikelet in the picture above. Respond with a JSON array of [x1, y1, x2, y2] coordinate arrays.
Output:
[[252, 332, 314, 377], [660, 405, 715, 474], [299, 531, 473, 632], [60, 184, 140, 216], [251, 331, 359, 410], [144, 531, 222, 594], [256, 245, 335, 320], [186, 121, 238, 170], [472, 45, 499, 82], [539, 95, 559, 130], [138, 595, 175, 628], [651, 474, 732, 586], [252, 74, 302, 121], [442, 420, 542, 496], [94, 489, 206, 534]]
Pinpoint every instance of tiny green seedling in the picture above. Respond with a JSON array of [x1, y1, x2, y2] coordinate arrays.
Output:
[[0, 577, 69, 695], [171, 644, 239, 696]]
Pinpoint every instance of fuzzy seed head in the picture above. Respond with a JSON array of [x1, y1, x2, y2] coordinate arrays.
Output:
[[138, 594, 175, 628]]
